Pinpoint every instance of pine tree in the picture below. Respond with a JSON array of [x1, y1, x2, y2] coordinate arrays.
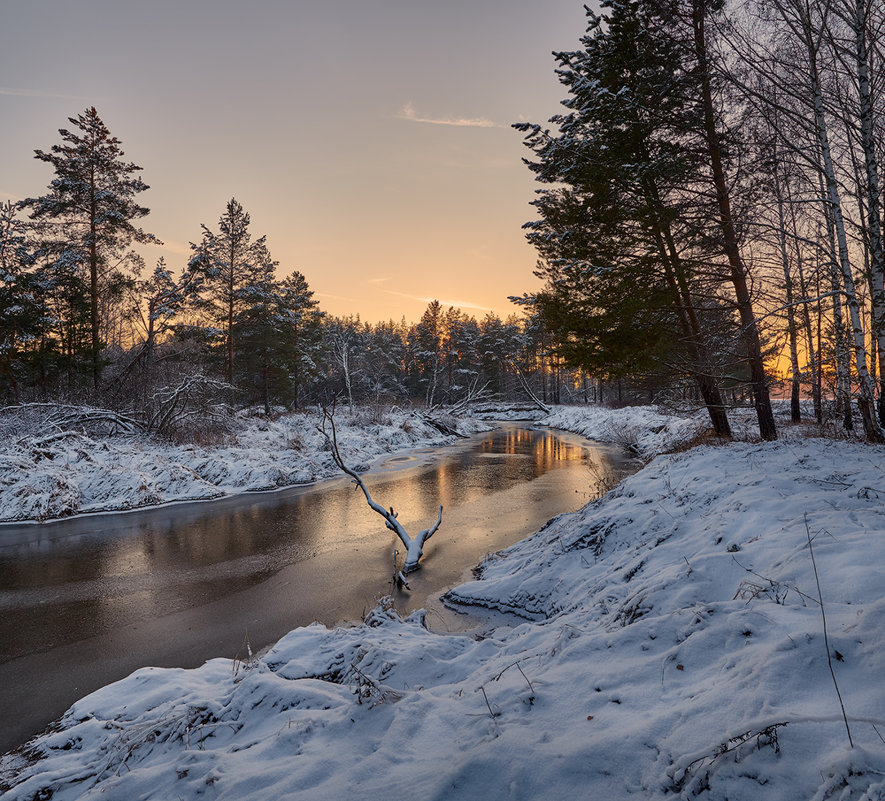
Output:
[[411, 300, 446, 406], [362, 320, 409, 401], [232, 252, 281, 413], [443, 308, 482, 402], [0, 201, 47, 401], [516, 0, 734, 436], [22, 107, 155, 392], [186, 198, 275, 388]]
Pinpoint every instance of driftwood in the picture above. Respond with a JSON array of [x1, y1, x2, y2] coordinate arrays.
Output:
[[320, 407, 443, 573], [415, 412, 464, 439]]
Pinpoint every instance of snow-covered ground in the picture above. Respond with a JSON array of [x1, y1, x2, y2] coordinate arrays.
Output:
[[0, 406, 489, 523], [2, 403, 884, 799], [543, 403, 711, 457]]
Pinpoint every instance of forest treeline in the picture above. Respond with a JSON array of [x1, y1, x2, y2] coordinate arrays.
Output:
[[0, 111, 594, 436], [3, 0, 885, 444], [515, 0, 885, 443]]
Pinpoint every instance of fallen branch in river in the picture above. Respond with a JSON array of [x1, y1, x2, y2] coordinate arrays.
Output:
[[320, 407, 443, 573]]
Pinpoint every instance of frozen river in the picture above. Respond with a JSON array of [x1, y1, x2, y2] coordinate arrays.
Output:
[[0, 425, 631, 753]]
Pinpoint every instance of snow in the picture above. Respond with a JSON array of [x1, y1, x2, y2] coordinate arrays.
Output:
[[0, 407, 489, 523], [3, 404, 885, 799], [542, 403, 715, 458]]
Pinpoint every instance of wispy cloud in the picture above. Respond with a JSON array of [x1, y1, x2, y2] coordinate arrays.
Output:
[[316, 291, 360, 303], [0, 86, 95, 101], [367, 277, 393, 285], [384, 289, 493, 312], [396, 102, 500, 129], [144, 238, 192, 258]]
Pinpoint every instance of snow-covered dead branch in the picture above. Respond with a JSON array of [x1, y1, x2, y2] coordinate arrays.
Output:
[[320, 407, 443, 572], [147, 375, 235, 437], [0, 403, 144, 439], [509, 361, 551, 414], [414, 411, 464, 439], [448, 379, 493, 414]]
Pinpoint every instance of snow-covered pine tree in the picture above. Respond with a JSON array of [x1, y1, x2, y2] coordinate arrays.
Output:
[[22, 107, 155, 393], [362, 320, 409, 402], [230, 246, 282, 414], [186, 198, 276, 391], [442, 307, 482, 404], [411, 300, 445, 407], [0, 201, 47, 401], [515, 0, 736, 436], [275, 271, 324, 408]]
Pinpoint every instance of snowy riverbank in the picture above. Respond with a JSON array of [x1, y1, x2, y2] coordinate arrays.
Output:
[[0, 406, 490, 523], [3, 405, 884, 799]]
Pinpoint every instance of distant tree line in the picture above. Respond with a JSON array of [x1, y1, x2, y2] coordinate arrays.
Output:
[[4, 108, 658, 434], [515, 0, 885, 442]]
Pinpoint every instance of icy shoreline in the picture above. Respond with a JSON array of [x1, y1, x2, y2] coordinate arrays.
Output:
[[3, 405, 885, 799], [0, 407, 491, 524]]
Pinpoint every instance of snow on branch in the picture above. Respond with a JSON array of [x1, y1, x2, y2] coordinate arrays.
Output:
[[320, 406, 442, 573], [509, 360, 551, 414]]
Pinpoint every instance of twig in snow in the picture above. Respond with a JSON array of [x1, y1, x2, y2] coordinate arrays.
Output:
[[805, 513, 853, 749], [491, 659, 536, 704], [478, 684, 500, 725], [731, 555, 818, 607]]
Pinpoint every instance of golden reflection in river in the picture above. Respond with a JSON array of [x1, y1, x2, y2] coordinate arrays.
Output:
[[479, 427, 587, 473], [1, 427, 615, 615], [434, 457, 456, 509]]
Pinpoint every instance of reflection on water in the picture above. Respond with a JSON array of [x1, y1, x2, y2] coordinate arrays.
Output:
[[0, 425, 632, 754], [0, 428, 615, 650]]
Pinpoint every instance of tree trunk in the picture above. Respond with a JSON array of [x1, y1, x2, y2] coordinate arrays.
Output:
[[292, 323, 301, 409], [817, 168, 853, 428], [774, 175, 802, 422], [262, 364, 271, 415], [791, 201, 822, 423], [849, 0, 885, 426], [692, 0, 776, 440], [89, 161, 101, 394], [651, 209, 732, 436], [226, 242, 235, 386], [806, 26, 883, 440]]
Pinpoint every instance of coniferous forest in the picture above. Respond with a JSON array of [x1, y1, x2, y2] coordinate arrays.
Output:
[[3, 0, 885, 446], [0, 109, 580, 435]]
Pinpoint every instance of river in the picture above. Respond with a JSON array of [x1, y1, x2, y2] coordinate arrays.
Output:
[[0, 425, 631, 753]]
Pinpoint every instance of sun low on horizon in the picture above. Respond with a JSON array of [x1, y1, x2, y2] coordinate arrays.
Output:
[[0, 0, 594, 324]]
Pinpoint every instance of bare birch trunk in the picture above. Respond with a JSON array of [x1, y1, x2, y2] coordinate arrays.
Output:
[[775, 178, 802, 422], [847, 0, 885, 426], [794, 248, 822, 423], [807, 33, 884, 440]]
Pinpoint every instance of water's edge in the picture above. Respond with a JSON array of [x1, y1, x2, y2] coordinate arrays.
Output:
[[0, 425, 634, 754]]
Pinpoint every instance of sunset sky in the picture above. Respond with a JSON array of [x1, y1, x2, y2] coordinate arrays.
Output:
[[1, 0, 591, 323]]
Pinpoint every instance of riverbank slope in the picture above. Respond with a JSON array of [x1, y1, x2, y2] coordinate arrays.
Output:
[[3, 406, 883, 799], [0, 406, 490, 523]]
